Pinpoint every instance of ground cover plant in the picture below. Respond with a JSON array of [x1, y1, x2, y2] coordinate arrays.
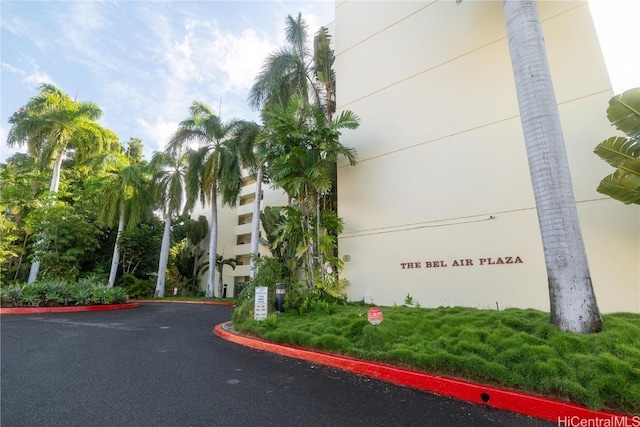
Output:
[[0, 277, 128, 307], [232, 304, 640, 415]]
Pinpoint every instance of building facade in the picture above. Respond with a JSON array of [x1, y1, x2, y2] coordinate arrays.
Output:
[[333, 0, 639, 313], [197, 1, 638, 312]]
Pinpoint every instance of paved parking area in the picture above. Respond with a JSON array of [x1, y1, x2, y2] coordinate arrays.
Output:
[[1, 303, 553, 426]]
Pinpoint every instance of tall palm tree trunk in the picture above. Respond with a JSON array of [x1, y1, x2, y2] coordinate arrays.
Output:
[[192, 247, 202, 293], [107, 200, 125, 288], [155, 214, 172, 298], [503, 0, 601, 333], [27, 151, 65, 283], [27, 257, 40, 284], [249, 166, 263, 279], [14, 234, 29, 280], [207, 189, 218, 298], [49, 151, 64, 193]]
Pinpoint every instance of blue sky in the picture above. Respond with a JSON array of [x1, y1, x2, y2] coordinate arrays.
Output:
[[1, 1, 638, 162], [1, 0, 334, 159]]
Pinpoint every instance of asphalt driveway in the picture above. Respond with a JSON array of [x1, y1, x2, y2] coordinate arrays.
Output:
[[1, 303, 553, 426]]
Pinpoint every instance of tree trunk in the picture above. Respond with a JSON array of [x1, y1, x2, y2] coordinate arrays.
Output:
[[249, 166, 263, 279], [503, 0, 602, 333], [207, 189, 218, 298], [107, 200, 125, 288], [49, 151, 64, 193], [316, 193, 324, 283], [191, 246, 201, 293], [14, 233, 28, 280], [218, 265, 224, 297], [27, 258, 40, 284], [155, 213, 172, 298], [27, 151, 65, 284]]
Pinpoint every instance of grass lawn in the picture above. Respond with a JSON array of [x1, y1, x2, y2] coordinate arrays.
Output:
[[232, 304, 640, 415]]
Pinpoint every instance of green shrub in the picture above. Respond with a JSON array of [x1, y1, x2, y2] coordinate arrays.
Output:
[[120, 273, 154, 299], [110, 287, 128, 304], [1, 284, 23, 306], [22, 282, 47, 306], [42, 280, 70, 305], [90, 287, 113, 304], [71, 286, 92, 306], [0, 279, 129, 307], [77, 275, 106, 288]]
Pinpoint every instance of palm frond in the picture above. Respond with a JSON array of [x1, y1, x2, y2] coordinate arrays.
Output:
[[594, 136, 640, 168], [607, 87, 640, 140], [597, 172, 640, 204]]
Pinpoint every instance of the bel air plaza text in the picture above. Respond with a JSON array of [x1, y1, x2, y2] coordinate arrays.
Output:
[[400, 256, 523, 269]]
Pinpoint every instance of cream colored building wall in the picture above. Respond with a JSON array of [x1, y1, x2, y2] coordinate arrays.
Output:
[[233, 177, 289, 281], [335, 1, 639, 313], [192, 178, 289, 295], [189, 201, 238, 294]]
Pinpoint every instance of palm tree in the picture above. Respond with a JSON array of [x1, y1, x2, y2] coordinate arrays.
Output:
[[6, 83, 118, 282], [233, 120, 266, 279], [248, 16, 345, 282], [149, 149, 190, 298], [215, 254, 237, 297], [248, 13, 319, 112], [187, 215, 209, 293], [261, 96, 358, 287], [167, 101, 243, 298], [502, 0, 601, 333], [97, 153, 150, 287], [313, 26, 336, 123]]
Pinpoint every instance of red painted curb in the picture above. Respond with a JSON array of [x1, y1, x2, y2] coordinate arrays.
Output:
[[0, 302, 140, 314], [214, 323, 636, 424], [132, 299, 235, 306]]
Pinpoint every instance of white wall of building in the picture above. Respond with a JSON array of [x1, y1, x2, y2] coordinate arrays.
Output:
[[334, 1, 639, 313]]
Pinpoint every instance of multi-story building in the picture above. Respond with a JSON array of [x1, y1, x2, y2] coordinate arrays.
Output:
[[197, 1, 639, 312], [334, 0, 639, 313]]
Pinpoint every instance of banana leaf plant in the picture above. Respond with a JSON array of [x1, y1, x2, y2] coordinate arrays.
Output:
[[594, 87, 640, 205]]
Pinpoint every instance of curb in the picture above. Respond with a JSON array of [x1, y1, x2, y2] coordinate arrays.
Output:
[[214, 322, 635, 425], [132, 299, 235, 306], [0, 302, 140, 315]]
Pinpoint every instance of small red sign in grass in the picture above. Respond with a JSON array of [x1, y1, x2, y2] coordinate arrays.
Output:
[[367, 307, 383, 326]]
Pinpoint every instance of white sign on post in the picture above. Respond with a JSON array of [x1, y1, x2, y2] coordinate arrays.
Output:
[[254, 286, 269, 321]]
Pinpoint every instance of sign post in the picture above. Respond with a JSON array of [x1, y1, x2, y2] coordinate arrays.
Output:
[[254, 286, 268, 321], [367, 307, 383, 326]]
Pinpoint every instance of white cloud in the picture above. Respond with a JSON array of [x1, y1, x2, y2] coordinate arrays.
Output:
[[1, 125, 18, 162], [22, 60, 55, 87], [211, 28, 276, 93], [136, 117, 179, 153], [1, 62, 24, 75], [1, 13, 51, 53], [52, 2, 122, 75]]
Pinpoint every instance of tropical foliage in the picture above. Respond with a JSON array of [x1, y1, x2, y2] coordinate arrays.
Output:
[[24, 195, 102, 281], [6, 84, 119, 283], [3, 14, 358, 307], [0, 277, 128, 307], [594, 87, 640, 205], [216, 254, 237, 297], [259, 96, 357, 288], [96, 152, 151, 287], [166, 102, 244, 298], [240, 13, 359, 313], [149, 149, 190, 297]]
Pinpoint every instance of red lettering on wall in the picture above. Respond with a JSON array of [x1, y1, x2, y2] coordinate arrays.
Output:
[[401, 257, 522, 269]]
